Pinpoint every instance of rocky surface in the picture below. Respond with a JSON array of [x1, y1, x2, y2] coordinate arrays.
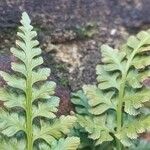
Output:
[[0, 0, 150, 91], [0, 0, 150, 29], [56, 86, 73, 116]]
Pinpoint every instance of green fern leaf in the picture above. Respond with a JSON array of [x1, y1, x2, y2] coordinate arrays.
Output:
[[132, 55, 150, 69], [0, 111, 25, 136], [0, 88, 25, 108], [77, 115, 114, 145], [83, 85, 115, 115], [71, 90, 90, 115], [124, 90, 150, 115], [0, 138, 26, 150], [126, 70, 142, 88], [0, 12, 79, 150], [32, 97, 59, 120], [127, 31, 150, 51], [96, 65, 120, 90], [0, 72, 26, 91], [32, 81, 56, 101], [115, 116, 150, 147], [33, 116, 77, 145], [101, 44, 126, 73], [71, 29, 150, 149], [51, 137, 80, 150]]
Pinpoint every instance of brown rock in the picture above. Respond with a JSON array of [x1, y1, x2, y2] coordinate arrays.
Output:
[[55, 86, 73, 116]]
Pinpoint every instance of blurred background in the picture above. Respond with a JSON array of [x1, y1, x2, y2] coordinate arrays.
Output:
[[0, 0, 150, 115]]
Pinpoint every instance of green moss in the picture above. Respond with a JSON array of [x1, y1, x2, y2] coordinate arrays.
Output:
[[75, 22, 98, 39]]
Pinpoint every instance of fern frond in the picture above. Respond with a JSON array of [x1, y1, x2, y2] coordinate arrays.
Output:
[[0, 12, 79, 150], [71, 29, 150, 149]]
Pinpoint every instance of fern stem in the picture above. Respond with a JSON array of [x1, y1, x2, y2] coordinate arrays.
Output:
[[116, 78, 125, 150], [117, 80, 125, 130], [26, 67, 33, 150], [116, 138, 122, 150], [116, 47, 138, 131]]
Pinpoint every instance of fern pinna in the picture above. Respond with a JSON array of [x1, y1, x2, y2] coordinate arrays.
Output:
[[0, 12, 80, 150], [71, 30, 150, 149]]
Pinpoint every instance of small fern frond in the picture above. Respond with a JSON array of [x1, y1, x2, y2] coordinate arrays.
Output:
[[71, 29, 150, 149], [0, 12, 79, 150]]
